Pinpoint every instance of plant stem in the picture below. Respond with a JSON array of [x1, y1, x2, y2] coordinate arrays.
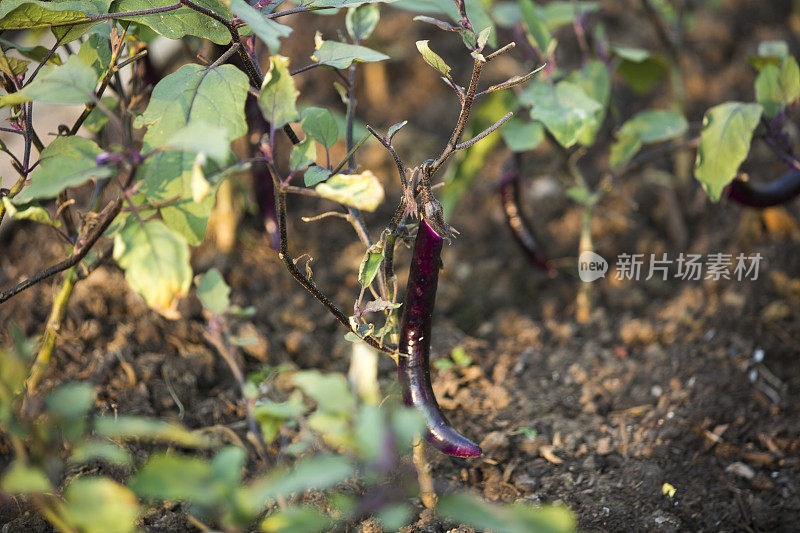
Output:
[[27, 267, 77, 392], [575, 204, 593, 324], [412, 440, 436, 508]]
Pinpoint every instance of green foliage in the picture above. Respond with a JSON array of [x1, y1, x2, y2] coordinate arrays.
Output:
[[755, 55, 800, 118], [0, 54, 98, 107], [259, 55, 300, 129], [694, 102, 763, 201], [519, 0, 553, 55], [196, 268, 231, 315], [112, 0, 232, 44], [358, 246, 384, 287], [0, 0, 106, 41], [416, 39, 452, 79], [438, 493, 576, 533], [312, 38, 389, 69], [346, 3, 380, 41], [301, 107, 339, 149], [315, 171, 385, 211], [228, 0, 292, 53], [15, 136, 112, 202], [113, 219, 193, 318], [524, 80, 603, 148], [610, 110, 688, 169], [61, 477, 140, 533], [290, 136, 317, 172]]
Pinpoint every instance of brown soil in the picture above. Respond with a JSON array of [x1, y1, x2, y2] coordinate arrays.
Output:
[[2, 1, 800, 532]]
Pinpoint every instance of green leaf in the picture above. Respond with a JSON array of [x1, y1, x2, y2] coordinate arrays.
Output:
[[609, 109, 687, 169], [244, 454, 354, 512], [293, 370, 356, 414], [524, 81, 603, 148], [301, 107, 338, 148], [111, 0, 231, 45], [304, 165, 333, 186], [609, 132, 642, 170], [47, 382, 95, 420], [615, 48, 669, 94], [450, 346, 472, 367], [1, 198, 60, 227], [261, 506, 332, 533], [15, 136, 112, 202], [415, 40, 451, 79], [377, 503, 414, 531], [254, 393, 306, 442], [0, 37, 62, 65], [438, 493, 576, 533], [312, 38, 390, 69], [315, 170, 385, 211], [0, 49, 29, 80], [113, 220, 192, 318], [166, 120, 232, 163], [290, 136, 317, 172], [501, 117, 544, 152], [259, 55, 300, 129], [77, 33, 111, 76], [227, 0, 292, 53], [0, 54, 98, 107], [129, 454, 217, 506], [69, 440, 132, 467], [358, 248, 384, 287], [1, 461, 50, 495], [311, 0, 396, 8], [135, 63, 247, 243], [210, 446, 246, 488], [62, 478, 139, 533], [694, 102, 763, 201], [346, 3, 380, 41], [755, 56, 800, 118], [519, 0, 552, 55], [136, 63, 249, 149], [95, 415, 212, 447], [387, 120, 407, 141], [616, 109, 689, 144], [0, 1, 106, 41], [567, 60, 610, 145], [195, 268, 230, 315]]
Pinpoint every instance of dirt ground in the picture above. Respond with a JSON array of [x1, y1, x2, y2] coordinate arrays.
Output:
[[2, 1, 800, 532]]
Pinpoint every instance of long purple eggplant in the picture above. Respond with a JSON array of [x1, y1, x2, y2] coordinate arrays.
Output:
[[246, 94, 280, 250], [725, 169, 800, 208], [499, 169, 554, 276], [398, 218, 482, 458]]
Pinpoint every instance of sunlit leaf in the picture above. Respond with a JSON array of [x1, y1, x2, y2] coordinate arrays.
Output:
[[755, 55, 800, 118], [0, 461, 50, 495], [304, 165, 333, 186], [195, 268, 231, 315], [259, 55, 300, 129], [312, 37, 389, 69], [77, 33, 111, 76], [69, 440, 132, 467], [290, 136, 317, 172], [501, 118, 544, 152], [15, 136, 112, 202], [694, 102, 763, 201], [315, 170, 385, 211], [301, 107, 338, 148], [111, 0, 232, 45], [128, 453, 217, 506], [227, 0, 292, 53], [293, 370, 356, 414], [261, 506, 332, 533], [61, 478, 140, 533], [415, 40, 451, 79], [112, 220, 192, 318], [523, 80, 602, 148], [346, 3, 380, 41], [358, 246, 384, 287], [95, 415, 212, 447], [0, 55, 98, 107]]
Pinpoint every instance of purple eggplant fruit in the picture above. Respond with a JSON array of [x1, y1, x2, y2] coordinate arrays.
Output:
[[499, 169, 554, 276], [725, 169, 800, 208], [398, 218, 482, 458]]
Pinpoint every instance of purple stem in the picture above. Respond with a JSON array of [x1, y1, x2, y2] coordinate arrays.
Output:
[[398, 219, 482, 458], [246, 95, 280, 250], [499, 169, 554, 276], [724, 169, 800, 208]]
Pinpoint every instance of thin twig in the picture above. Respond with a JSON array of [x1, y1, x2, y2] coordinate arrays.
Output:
[[455, 111, 513, 150]]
